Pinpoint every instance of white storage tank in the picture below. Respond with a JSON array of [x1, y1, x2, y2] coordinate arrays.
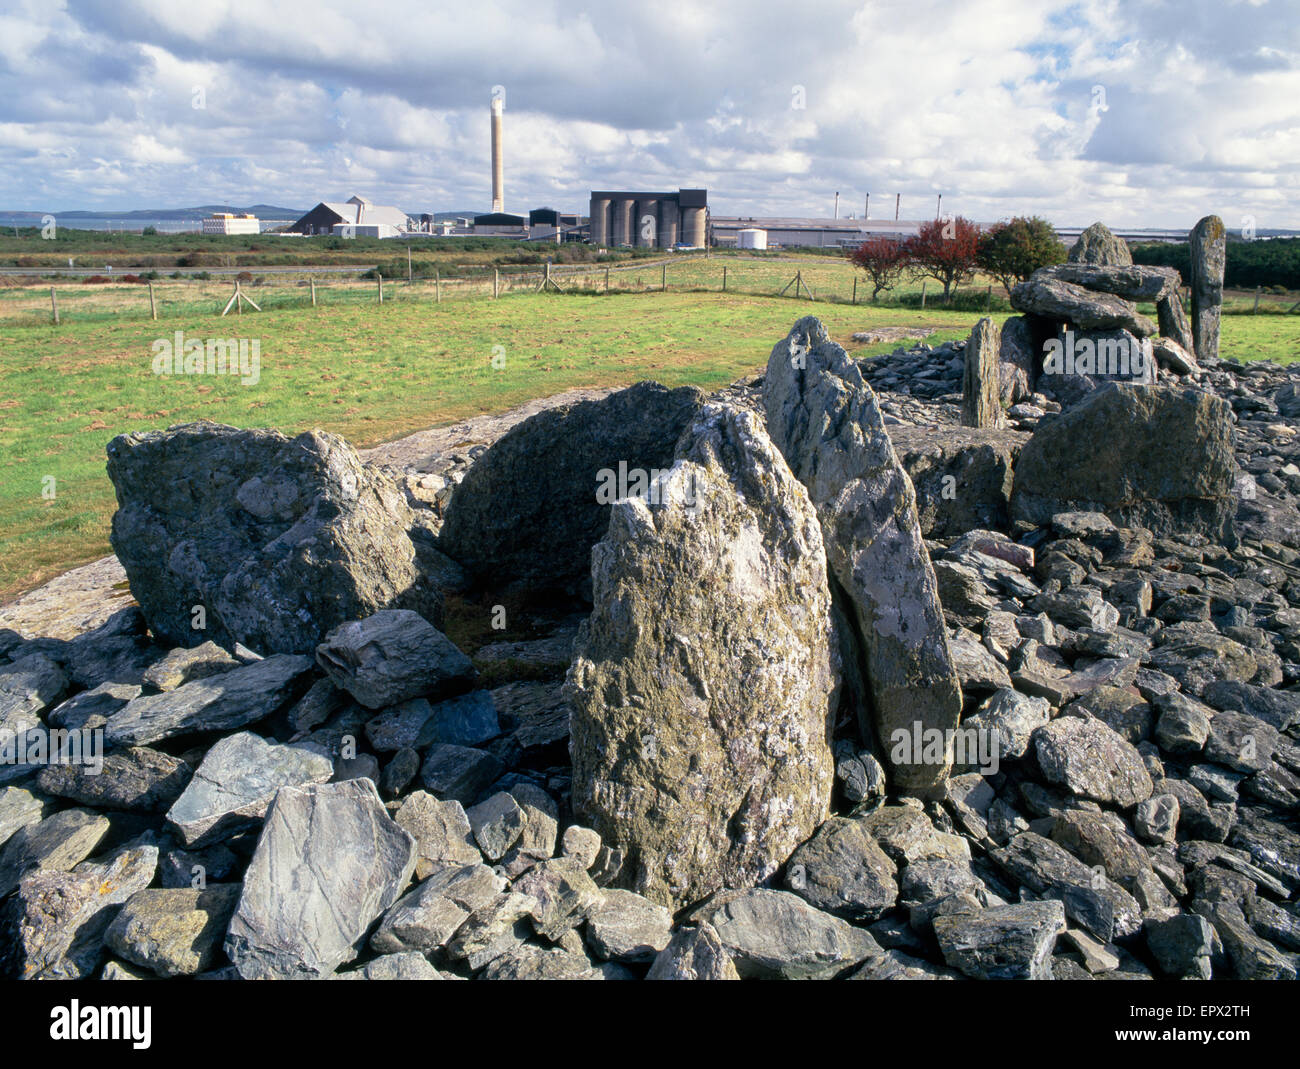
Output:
[[737, 227, 768, 250]]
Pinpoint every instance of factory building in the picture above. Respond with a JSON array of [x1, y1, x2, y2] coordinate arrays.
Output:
[[710, 216, 922, 249], [286, 195, 410, 237], [588, 189, 708, 248], [202, 212, 260, 235]]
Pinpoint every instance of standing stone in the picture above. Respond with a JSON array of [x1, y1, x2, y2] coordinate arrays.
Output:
[[1189, 215, 1226, 363], [566, 403, 836, 909], [224, 780, 417, 979], [962, 318, 1004, 429], [762, 317, 961, 791], [105, 422, 443, 655], [998, 316, 1037, 403], [1157, 290, 1195, 356], [1068, 222, 1132, 266]]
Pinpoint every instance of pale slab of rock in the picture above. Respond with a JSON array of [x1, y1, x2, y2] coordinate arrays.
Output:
[[0, 808, 110, 897], [567, 402, 836, 907], [1031, 716, 1154, 808], [141, 641, 240, 691], [701, 888, 881, 980], [166, 731, 334, 846], [645, 921, 739, 980], [394, 792, 482, 876], [585, 888, 673, 963], [224, 779, 417, 979]]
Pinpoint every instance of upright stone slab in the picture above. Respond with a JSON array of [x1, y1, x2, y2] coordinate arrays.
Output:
[[962, 317, 1004, 429], [106, 422, 443, 655], [997, 316, 1037, 404], [1068, 222, 1132, 266], [566, 403, 837, 909], [762, 317, 962, 792], [1189, 215, 1226, 363]]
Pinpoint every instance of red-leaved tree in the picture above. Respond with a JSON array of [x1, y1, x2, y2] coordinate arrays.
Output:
[[849, 236, 914, 301], [904, 216, 981, 302]]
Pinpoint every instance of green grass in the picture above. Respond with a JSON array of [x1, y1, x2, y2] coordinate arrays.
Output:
[[0, 289, 975, 599]]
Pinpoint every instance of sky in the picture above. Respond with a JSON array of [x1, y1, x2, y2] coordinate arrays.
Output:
[[0, 0, 1296, 228]]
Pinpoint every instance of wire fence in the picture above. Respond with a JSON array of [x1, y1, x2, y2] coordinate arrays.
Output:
[[3, 254, 1297, 327]]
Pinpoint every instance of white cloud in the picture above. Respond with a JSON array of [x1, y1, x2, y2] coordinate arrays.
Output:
[[0, 0, 1290, 228]]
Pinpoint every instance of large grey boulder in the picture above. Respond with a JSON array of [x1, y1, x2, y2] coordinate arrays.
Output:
[[784, 816, 898, 921], [315, 610, 475, 709], [166, 731, 334, 846], [224, 779, 417, 979], [762, 317, 961, 791], [1010, 384, 1237, 546], [1068, 222, 1132, 266], [1189, 215, 1226, 363], [1011, 275, 1155, 336], [438, 381, 705, 596], [106, 421, 444, 655], [0, 808, 110, 898], [105, 653, 314, 747], [962, 317, 1004, 429], [566, 403, 836, 909]]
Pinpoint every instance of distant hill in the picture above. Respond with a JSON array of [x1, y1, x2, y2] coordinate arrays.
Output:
[[0, 205, 306, 220]]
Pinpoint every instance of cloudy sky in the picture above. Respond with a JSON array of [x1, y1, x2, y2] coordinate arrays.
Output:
[[1, 0, 1296, 228]]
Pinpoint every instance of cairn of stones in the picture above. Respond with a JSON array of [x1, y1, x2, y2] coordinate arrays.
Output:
[[961, 218, 1224, 428], [4, 282, 1300, 981]]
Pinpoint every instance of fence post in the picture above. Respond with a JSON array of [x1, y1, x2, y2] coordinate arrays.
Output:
[[377, 272, 383, 303], [148, 281, 157, 320], [407, 245, 412, 282], [920, 280, 927, 309], [662, 263, 667, 291], [852, 277, 857, 305], [723, 265, 727, 292], [435, 269, 441, 304], [50, 287, 59, 325], [605, 267, 610, 293], [1253, 286, 1261, 314], [985, 284, 992, 312], [493, 268, 499, 298], [310, 279, 316, 307]]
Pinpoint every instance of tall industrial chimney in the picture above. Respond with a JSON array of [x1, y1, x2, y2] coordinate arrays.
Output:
[[490, 97, 504, 214]]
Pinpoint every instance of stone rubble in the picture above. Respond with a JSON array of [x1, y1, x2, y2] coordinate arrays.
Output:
[[3, 279, 1300, 982]]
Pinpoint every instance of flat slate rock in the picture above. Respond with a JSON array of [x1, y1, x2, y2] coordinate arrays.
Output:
[[105, 654, 314, 748], [166, 731, 334, 846], [224, 779, 417, 979]]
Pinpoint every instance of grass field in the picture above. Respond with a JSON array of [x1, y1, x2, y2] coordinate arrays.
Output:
[[1, 259, 1296, 603], [0, 288, 978, 599]]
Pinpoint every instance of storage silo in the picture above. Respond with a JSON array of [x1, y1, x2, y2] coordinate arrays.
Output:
[[737, 228, 768, 250]]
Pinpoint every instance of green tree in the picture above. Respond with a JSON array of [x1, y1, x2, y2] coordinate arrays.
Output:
[[977, 216, 1066, 295]]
